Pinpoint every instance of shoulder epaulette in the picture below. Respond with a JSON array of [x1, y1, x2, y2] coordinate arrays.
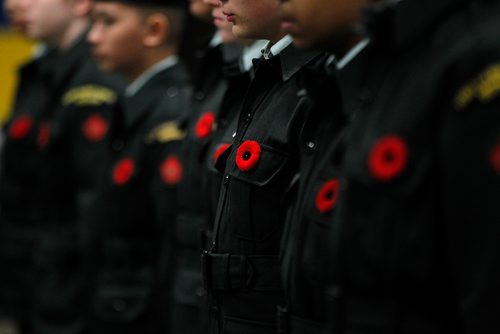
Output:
[[146, 121, 186, 144], [62, 84, 117, 107], [454, 63, 500, 111]]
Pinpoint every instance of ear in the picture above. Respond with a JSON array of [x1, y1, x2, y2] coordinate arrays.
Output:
[[143, 13, 171, 47], [73, 0, 93, 17]]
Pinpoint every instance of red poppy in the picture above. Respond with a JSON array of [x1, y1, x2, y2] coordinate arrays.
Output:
[[112, 158, 135, 185], [236, 140, 261, 171], [213, 143, 231, 164], [195, 111, 215, 139], [368, 135, 408, 181], [489, 142, 500, 174], [9, 115, 33, 140], [37, 122, 51, 149], [82, 114, 109, 142], [315, 178, 340, 213], [160, 155, 183, 185]]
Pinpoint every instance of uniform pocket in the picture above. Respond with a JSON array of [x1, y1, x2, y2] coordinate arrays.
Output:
[[301, 173, 340, 287], [224, 143, 292, 243], [226, 143, 289, 187]]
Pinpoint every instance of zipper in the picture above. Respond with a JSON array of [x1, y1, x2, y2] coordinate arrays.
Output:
[[210, 173, 230, 252]]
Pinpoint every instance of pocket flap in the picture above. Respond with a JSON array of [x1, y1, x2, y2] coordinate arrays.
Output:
[[226, 143, 289, 187]]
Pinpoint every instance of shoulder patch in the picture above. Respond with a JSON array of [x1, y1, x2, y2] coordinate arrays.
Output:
[[454, 63, 500, 111], [62, 84, 117, 107], [146, 121, 186, 144]]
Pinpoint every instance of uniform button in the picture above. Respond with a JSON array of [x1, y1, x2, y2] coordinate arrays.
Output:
[[196, 287, 205, 297], [307, 141, 315, 149], [112, 140, 124, 151], [194, 91, 205, 101], [232, 132, 236, 138], [223, 175, 230, 185], [113, 299, 126, 312], [244, 113, 252, 122], [166, 86, 179, 98]]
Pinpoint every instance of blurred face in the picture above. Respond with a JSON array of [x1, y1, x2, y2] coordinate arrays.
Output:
[[188, 0, 212, 22], [4, 0, 29, 33], [219, 0, 282, 43], [279, 0, 368, 50], [88, 2, 147, 79], [24, 0, 74, 43], [202, 0, 236, 43]]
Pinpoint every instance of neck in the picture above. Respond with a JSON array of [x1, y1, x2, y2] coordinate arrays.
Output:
[[126, 46, 176, 83]]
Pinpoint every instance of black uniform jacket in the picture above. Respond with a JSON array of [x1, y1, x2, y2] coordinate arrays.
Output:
[[33, 37, 124, 334], [0, 36, 123, 334], [203, 59, 252, 229], [84, 62, 189, 334], [167, 43, 231, 334], [0, 47, 56, 318], [204, 42, 323, 334], [327, 0, 500, 333], [279, 55, 352, 334]]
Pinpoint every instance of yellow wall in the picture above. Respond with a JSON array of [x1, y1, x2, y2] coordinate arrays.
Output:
[[0, 29, 35, 125]]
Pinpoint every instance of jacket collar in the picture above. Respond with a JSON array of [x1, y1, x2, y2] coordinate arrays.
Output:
[[253, 35, 321, 82], [123, 63, 184, 130], [125, 56, 178, 97], [279, 43, 323, 82]]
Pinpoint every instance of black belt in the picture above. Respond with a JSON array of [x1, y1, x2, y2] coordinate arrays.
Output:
[[201, 252, 282, 292], [277, 307, 324, 334]]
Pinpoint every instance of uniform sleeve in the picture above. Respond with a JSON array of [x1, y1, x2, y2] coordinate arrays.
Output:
[[441, 59, 500, 332]]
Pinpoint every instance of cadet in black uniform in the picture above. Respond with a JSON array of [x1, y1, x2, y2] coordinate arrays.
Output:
[[0, 2, 49, 330], [276, 0, 370, 333], [0, 23, 54, 334], [201, 0, 324, 332], [166, 0, 244, 332], [33, 47, 123, 334], [323, 0, 500, 332], [85, 0, 189, 332], [0, 0, 123, 332]]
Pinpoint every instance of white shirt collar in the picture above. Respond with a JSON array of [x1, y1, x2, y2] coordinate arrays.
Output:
[[209, 31, 223, 48], [262, 35, 294, 60], [336, 39, 369, 69], [241, 40, 268, 72], [125, 55, 179, 97]]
